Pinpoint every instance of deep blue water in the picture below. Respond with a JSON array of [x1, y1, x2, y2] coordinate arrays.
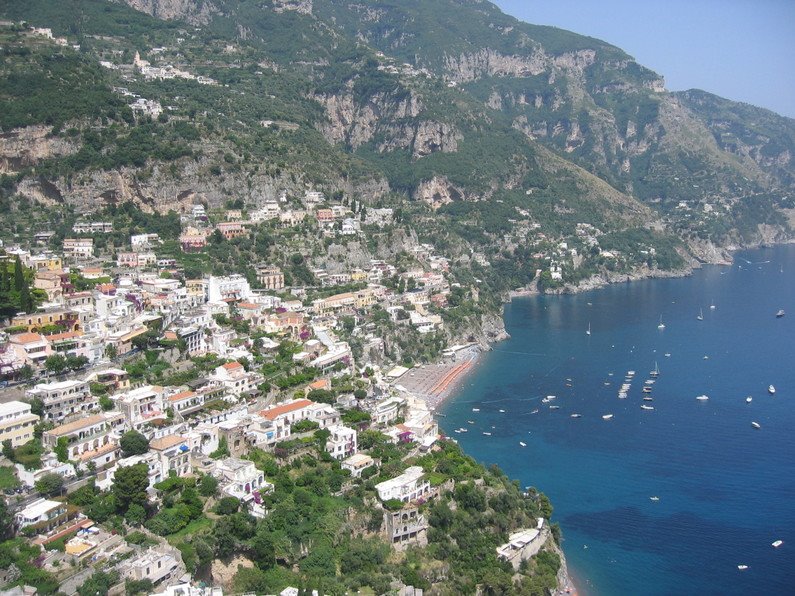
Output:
[[441, 245, 795, 595]]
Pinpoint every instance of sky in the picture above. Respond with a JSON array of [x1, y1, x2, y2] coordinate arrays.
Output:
[[493, 0, 795, 119]]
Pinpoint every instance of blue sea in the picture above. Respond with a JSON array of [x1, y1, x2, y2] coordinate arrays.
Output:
[[441, 245, 795, 595]]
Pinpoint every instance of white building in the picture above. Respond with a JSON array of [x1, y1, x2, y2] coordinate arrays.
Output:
[[374, 466, 431, 503], [150, 435, 192, 477], [120, 547, 180, 587], [341, 453, 375, 478], [325, 425, 357, 460], [210, 361, 259, 397], [207, 275, 252, 303], [0, 401, 39, 448], [63, 238, 94, 260], [26, 379, 94, 424], [15, 498, 68, 531], [115, 385, 166, 429]]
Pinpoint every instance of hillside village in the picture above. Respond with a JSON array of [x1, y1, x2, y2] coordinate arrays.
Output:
[[0, 182, 565, 595]]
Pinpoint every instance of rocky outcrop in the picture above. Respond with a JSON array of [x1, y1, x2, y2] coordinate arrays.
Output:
[[413, 176, 467, 208], [122, 0, 221, 25], [273, 0, 312, 14], [378, 120, 462, 159], [313, 90, 423, 150], [0, 126, 79, 174], [443, 48, 547, 83], [211, 555, 254, 590]]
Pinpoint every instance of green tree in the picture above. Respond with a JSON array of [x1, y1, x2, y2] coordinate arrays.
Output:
[[112, 463, 150, 513], [125, 503, 147, 526], [120, 430, 149, 457], [198, 474, 219, 497], [44, 354, 67, 375], [249, 532, 275, 569], [54, 436, 70, 463], [77, 570, 119, 596], [2, 439, 14, 461], [35, 472, 64, 497]]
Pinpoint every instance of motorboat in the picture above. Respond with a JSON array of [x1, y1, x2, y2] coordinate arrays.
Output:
[[643, 397, 654, 402], [768, 385, 776, 395], [641, 405, 655, 411], [570, 413, 582, 418], [482, 432, 492, 436], [602, 414, 613, 420], [649, 496, 660, 502], [657, 315, 665, 330], [467, 420, 475, 424], [549, 405, 560, 410], [530, 409, 539, 415], [737, 565, 748, 571], [499, 409, 505, 413], [745, 397, 752, 404], [642, 386, 653, 394], [519, 441, 527, 447], [772, 540, 783, 548], [696, 395, 709, 401], [776, 309, 785, 318], [472, 408, 480, 412], [751, 421, 761, 429]]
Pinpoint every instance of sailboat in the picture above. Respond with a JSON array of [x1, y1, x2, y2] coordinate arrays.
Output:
[[697, 308, 703, 321], [657, 315, 665, 330], [649, 362, 660, 378], [586, 322, 591, 336], [710, 301, 716, 310]]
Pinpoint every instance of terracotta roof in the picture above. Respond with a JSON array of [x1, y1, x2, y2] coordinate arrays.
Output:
[[78, 442, 118, 461], [48, 414, 108, 437], [168, 390, 196, 403], [150, 435, 187, 451], [260, 399, 314, 421], [222, 362, 243, 370], [309, 379, 330, 390], [46, 331, 83, 342], [12, 332, 45, 344]]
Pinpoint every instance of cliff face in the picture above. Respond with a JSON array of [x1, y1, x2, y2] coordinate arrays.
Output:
[[0, 126, 78, 174]]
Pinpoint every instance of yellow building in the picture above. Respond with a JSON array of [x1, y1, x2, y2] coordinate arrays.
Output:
[[0, 401, 40, 447]]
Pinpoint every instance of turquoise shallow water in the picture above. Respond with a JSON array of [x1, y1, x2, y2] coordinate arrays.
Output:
[[440, 245, 795, 595]]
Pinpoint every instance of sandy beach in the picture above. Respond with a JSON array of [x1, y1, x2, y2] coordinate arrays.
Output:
[[395, 347, 480, 409]]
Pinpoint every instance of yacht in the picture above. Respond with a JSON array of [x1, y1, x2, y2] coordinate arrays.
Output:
[[649, 496, 660, 502], [746, 396, 752, 404], [776, 309, 785, 318], [696, 395, 709, 401], [772, 540, 783, 548], [641, 404, 655, 411], [768, 385, 776, 395], [751, 421, 761, 429], [697, 308, 704, 321], [657, 315, 665, 330], [737, 565, 748, 571], [472, 408, 480, 412], [570, 413, 582, 418], [642, 386, 653, 394], [643, 396, 654, 402], [454, 429, 462, 434], [627, 370, 636, 377], [482, 431, 492, 436], [499, 409, 505, 413], [602, 414, 614, 420]]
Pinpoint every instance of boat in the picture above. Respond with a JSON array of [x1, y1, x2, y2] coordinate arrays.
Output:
[[618, 393, 627, 399], [737, 565, 748, 571], [482, 432, 492, 436], [649, 362, 660, 378], [642, 386, 653, 394], [768, 385, 776, 395], [454, 429, 462, 434], [649, 496, 660, 502], [570, 413, 582, 418], [644, 379, 655, 385], [541, 395, 557, 403], [641, 405, 655, 411], [459, 428, 468, 433], [549, 405, 560, 410], [586, 322, 591, 336], [752, 421, 761, 429], [627, 371, 636, 377], [776, 309, 785, 318], [519, 441, 527, 447], [499, 409, 505, 413], [710, 302, 716, 310], [472, 408, 480, 412], [696, 395, 709, 401], [746, 397, 752, 404], [657, 315, 665, 330], [772, 540, 783, 548], [664, 352, 671, 357], [697, 308, 704, 321], [602, 414, 613, 420], [467, 420, 475, 424], [643, 397, 654, 402], [530, 409, 539, 415]]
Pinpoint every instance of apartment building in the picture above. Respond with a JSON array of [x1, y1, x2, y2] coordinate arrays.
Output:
[[0, 401, 39, 447]]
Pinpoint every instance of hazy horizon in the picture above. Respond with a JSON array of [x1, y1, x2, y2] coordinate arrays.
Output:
[[495, 0, 795, 119]]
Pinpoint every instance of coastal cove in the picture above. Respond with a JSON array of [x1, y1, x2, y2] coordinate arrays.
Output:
[[441, 244, 795, 595]]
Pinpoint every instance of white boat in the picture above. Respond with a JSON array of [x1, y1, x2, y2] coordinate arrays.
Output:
[[772, 540, 783, 548], [460, 428, 468, 433], [530, 409, 539, 414], [642, 386, 652, 394], [696, 395, 709, 401], [499, 409, 505, 413], [746, 397, 752, 404], [641, 405, 655, 411], [776, 309, 785, 318], [454, 429, 462, 434], [586, 322, 591, 336], [650, 362, 660, 378], [627, 370, 636, 376], [657, 315, 665, 330], [645, 380, 655, 385], [602, 414, 614, 420], [472, 408, 480, 412], [664, 353, 671, 357], [649, 496, 660, 502], [467, 420, 475, 424], [570, 413, 582, 418], [519, 441, 527, 447], [482, 431, 492, 436], [768, 385, 776, 395], [737, 565, 748, 571], [710, 302, 716, 310], [751, 421, 761, 429], [618, 393, 627, 399], [643, 396, 654, 402], [697, 308, 703, 321], [549, 405, 560, 410]]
